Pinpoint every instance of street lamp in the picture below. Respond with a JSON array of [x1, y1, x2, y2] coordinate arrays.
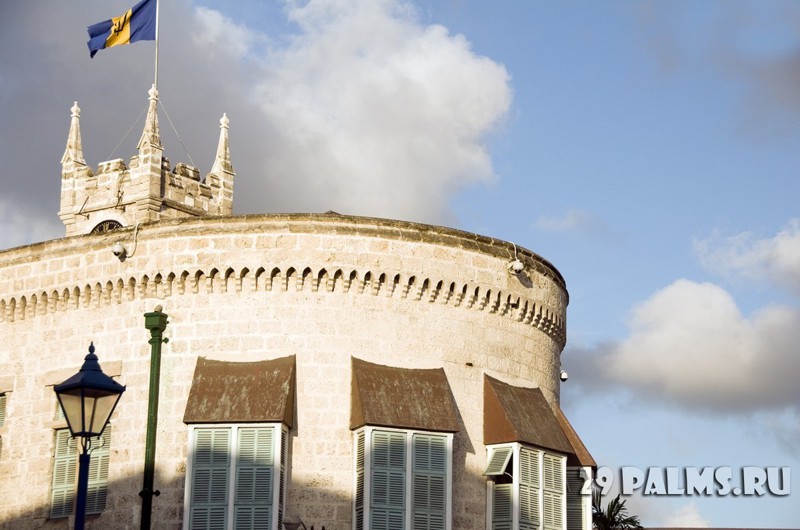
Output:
[[53, 342, 125, 530]]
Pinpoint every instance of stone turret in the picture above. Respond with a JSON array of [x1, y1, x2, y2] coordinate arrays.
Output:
[[58, 85, 235, 237]]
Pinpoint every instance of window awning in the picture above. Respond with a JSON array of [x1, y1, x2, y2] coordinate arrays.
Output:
[[484, 374, 592, 464], [350, 357, 460, 432], [183, 355, 295, 426]]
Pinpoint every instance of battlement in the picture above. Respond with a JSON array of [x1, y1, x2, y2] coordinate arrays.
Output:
[[58, 87, 234, 237]]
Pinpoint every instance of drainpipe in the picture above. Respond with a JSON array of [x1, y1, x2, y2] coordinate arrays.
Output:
[[140, 307, 168, 530]]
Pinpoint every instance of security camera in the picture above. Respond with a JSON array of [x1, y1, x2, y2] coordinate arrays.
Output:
[[508, 259, 524, 274], [111, 242, 127, 259], [559, 369, 569, 382]]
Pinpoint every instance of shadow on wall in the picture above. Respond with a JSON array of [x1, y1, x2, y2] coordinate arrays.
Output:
[[0, 468, 351, 530], [0, 429, 494, 530]]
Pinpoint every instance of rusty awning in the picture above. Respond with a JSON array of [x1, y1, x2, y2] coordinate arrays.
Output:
[[483, 374, 574, 455], [183, 355, 295, 426], [350, 357, 460, 432]]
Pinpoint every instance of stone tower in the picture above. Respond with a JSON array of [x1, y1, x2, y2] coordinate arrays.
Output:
[[58, 85, 235, 236]]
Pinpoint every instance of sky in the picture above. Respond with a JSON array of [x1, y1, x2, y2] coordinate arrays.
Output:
[[1, 0, 799, 526]]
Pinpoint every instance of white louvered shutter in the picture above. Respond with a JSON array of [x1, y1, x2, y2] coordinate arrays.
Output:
[[355, 431, 366, 530], [277, 428, 287, 530], [85, 426, 112, 515], [0, 393, 6, 460], [491, 483, 513, 530], [566, 468, 587, 530], [519, 447, 541, 530], [191, 428, 231, 530], [370, 430, 406, 530], [234, 427, 274, 530], [50, 429, 78, 518], [543, 453, 564, 530], [485, 446, 513, 476], [411, 434, 447, 530]]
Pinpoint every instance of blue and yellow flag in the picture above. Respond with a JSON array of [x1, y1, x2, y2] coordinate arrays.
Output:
[[87, 0, 157, 58]]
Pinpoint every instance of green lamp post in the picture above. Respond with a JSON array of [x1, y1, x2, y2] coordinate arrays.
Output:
[[53, 343, 125, 530]]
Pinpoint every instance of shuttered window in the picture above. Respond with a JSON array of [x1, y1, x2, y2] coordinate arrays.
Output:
[[355, 431, 365, 530], [354, 428, 452, 530], [485, 446, 513, 477], [0, 393, 6, 459], [486, 444, 566, 530], [519, 447, 540, 530], [371, 430, 406, 528], [191, 428, 231, 528], [491, 484, 513, 530], [565, 468, 590, 530], [411, 434, 447, 530], [50, 426, 112, 518], [50, 429, 77, 518], [542, 453, 564, 529], [186, 424, 285, 530]]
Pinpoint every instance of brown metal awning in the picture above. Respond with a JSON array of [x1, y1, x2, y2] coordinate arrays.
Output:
[[183, 355, 295, 426], [484, 374, 574, 456], [350, 357, 460, 432]]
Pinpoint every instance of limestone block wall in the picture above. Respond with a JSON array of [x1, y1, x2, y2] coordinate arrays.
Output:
[[0, 213, 568, 530], [60, 154, 233, 237]]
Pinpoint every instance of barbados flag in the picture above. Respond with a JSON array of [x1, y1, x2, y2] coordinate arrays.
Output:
[[87, 0, 157, 58]]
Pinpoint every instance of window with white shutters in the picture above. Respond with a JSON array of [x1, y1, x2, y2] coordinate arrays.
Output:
[[411, 433, 447, 530], [354, 427, 452, 530], [50, 426, 112, 518], [486, 444, 566, 530], [542, 453, 564, 530], [491, 483, 513, 530], [50, 429, 77, 519], [0, 393, 6, 459], [519, 447, 541, 530], [565, 468, 590, 530], [185, 424, 286, 530]]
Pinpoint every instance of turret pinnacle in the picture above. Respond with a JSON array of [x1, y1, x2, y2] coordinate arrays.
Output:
[[137, 84, 161, 150], [210, 113, 233, 175], [61, 102, 86, 170]]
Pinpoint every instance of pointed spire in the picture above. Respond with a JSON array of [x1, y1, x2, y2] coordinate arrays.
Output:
[[137, 84, 161, 150], [210, 113, 233, 175], [61, 102, 86, 166]]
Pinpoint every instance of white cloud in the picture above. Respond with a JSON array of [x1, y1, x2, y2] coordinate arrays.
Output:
[[571, 279, 800, 412], [193, 7, 260, 59], [695, 219, 800, 296], [243, 0, 512, 223]]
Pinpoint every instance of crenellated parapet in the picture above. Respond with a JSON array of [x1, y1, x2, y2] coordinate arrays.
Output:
[[59, 86, 235, 237]]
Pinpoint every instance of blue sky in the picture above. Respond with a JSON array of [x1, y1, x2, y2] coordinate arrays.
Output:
[[1, 1, 799, 526]]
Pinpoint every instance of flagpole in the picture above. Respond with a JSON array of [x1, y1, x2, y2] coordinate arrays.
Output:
[[153, 0, 159, 90]]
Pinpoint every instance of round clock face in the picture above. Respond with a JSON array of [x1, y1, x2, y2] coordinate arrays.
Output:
[[91, 220, 123, 234]]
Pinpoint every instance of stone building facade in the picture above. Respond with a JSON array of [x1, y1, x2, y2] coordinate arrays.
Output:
[[0, 88, 593, 530]]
